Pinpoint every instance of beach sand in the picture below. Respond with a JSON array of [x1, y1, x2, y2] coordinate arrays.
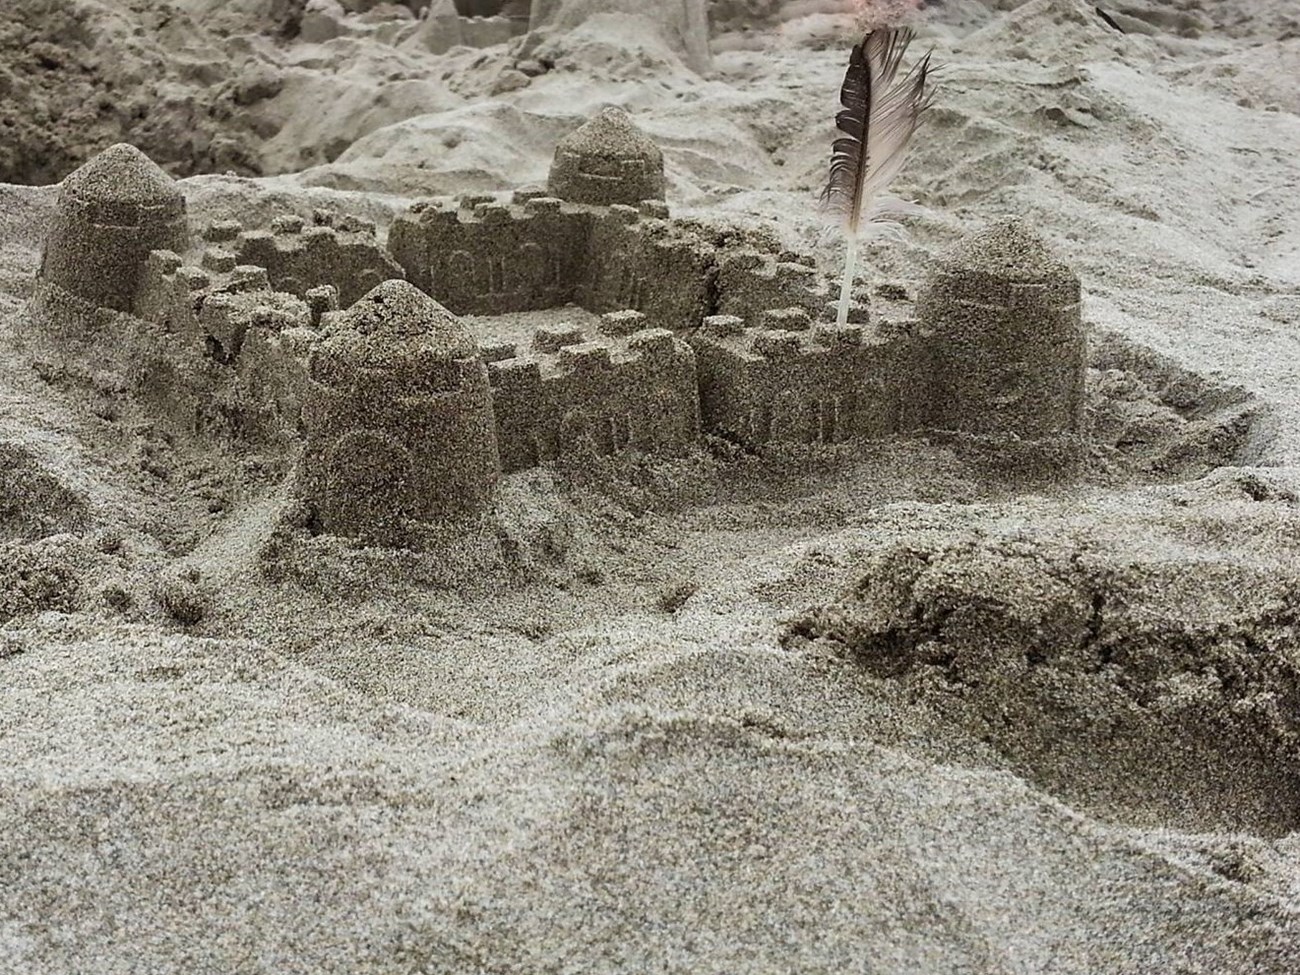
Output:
[[1, 0, 1299, 971]]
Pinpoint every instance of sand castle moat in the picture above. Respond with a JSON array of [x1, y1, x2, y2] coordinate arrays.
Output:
[[28, 105, 1089, 547]]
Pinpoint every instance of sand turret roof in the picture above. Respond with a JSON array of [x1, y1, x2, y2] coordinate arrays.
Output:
[[328, 280, 478, 373], [937, 217, 1074, 282], [555, 106, 662, 164], [60, 144, 182, 206]]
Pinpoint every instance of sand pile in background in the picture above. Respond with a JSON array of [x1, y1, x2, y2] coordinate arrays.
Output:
[[2, 0, 1300, 971], [0, 0, 272, 183]]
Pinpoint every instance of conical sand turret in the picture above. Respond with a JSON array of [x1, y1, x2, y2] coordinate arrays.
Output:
[[36, 144, 190, 317], [300, 281, 501, 544], [917, 218, 1086, 443], [547, 106, 666, 208]]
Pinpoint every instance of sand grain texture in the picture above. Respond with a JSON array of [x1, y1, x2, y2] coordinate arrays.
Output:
[[2, 0, 1300, 972]]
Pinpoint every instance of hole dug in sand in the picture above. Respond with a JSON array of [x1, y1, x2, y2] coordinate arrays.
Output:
[[785, 530, 1300, 838]]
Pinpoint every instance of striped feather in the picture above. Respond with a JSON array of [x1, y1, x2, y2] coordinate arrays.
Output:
[[821, 27, 934, 238]]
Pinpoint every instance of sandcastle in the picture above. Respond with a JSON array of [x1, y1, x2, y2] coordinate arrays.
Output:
[[919, 221, 1086, 441], [409, 0, 531, 55], [302, 281, 500, 544], [28, 106, 1087, 547], [546, 106, 667, 208]]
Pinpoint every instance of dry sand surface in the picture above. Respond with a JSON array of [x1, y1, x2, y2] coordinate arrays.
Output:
[[3, 0, 1300, 972]]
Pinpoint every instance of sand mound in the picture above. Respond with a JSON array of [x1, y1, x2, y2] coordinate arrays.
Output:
[[518, 11, 699, 78], [305, 102, 567, 194], [1159, 0, 1300, 39], [0, 442, 91, 542], [529, 0, 711, 73], [313, 94, 779, 201], [785, 499, 1300, 837], [2, 607, 1299, 973], [0, 0, 486, 185], [0, 0, 271, 184], [958, 0, 1135, 60], [1167, 39, 1300, 115], [174, 0, 315, 38], [254, 42, 467, 174], [1086, 330, 1260, 480], [0, 535, 86, 623]]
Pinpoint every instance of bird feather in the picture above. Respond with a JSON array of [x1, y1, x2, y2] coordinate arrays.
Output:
[[821, 28, 934, 325]]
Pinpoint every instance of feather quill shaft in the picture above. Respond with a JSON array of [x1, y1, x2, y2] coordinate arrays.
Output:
[[838, 236, 858, 328], [822, 28, 934, 326]]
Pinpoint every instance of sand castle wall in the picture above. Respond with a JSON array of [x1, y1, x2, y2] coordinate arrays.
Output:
[[132, 246, 318, 442], [213, 211, 404, 309], [388, 195, 839, 336], [487, 311, 699, 472], [387, 106, 827, 332], [713, 249, 844, 325], [388, 193, 592, 315], [577, 204, 715, 329], [691, 307, 933, 448]]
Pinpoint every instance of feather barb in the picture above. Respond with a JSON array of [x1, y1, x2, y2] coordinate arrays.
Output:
[[822, 28, 933, 236], [821, 27, 934, 325]]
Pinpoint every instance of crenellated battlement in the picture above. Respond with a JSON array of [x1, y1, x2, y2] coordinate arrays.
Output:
[[130, 243, 316, 442], [690, 303, 933, 448], [134, 205, 400, 352], [486, 311, 699, 472], [389, 192, 593, 316], [713, 250, 838, 324], [386, 182, 865, 338], [217, 210, 403, 309], [578, 205, 715, 329], [135, 244, 313, 356]]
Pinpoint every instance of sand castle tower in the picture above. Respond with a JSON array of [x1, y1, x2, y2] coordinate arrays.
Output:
[[409, 0, 463, 54], [300, 280, 501, 545], [528, 0, 711, 74], [917, 218, 1086, 444], [547, 106, 666, 208], [36, 144, 190, 317]]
